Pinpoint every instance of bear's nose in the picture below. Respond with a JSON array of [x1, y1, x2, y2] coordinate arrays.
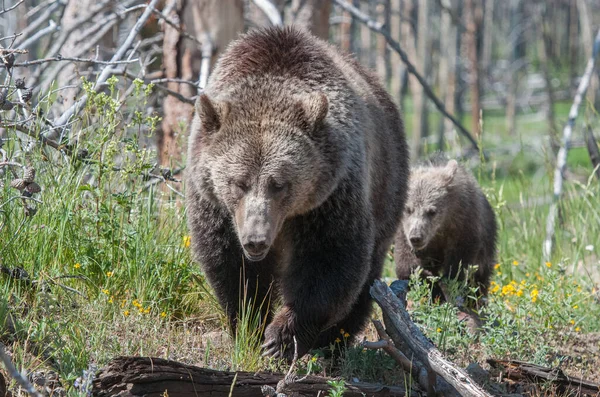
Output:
[[409, 236, 423, 246], [244, 238, 268, 256]]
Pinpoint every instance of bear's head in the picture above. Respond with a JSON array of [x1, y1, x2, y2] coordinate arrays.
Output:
[[190, 91, 329, 261], [402, 160, 458, 252]]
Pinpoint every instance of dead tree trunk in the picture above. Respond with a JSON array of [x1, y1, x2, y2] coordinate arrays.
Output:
[[91, 356, 408, 397], [412, 0, 431, 158], [537, 2, 560, 153], [291, 0, 332, 40], [464, 0, 482, 140], [438, 0, 459, 151], [158, 0, 244, 169], [543, 28, 600, 261]]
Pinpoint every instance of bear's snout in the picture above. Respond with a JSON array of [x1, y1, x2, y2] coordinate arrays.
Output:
[[242, 234, 270, 261]]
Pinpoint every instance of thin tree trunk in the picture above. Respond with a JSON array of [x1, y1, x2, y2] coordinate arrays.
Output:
[[481, 0, 494, 76], [412, 0, 431, 157], [577, 0, 597, 105], [383, 0, 392, 91], [159, 0, 244, 169], [438, 0, 458, 150], [464, 0, 481, 139], [537, 3, 559, 153], [351, 0, 361, 56], [390, 0, 403, 101], [568, 0, 578, 89], [291, 0, 332, 40]]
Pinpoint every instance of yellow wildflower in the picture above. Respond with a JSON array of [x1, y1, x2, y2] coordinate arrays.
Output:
[[133, 299, 142, 308], [108, 297, 113, 304], [526, 273, 530, 277], [106, 271, 113, 277], [183, 235, 191, 248], [494, 263, 501, 270], [123, 310, 130, 316], [74, 263, 82, 269], [530, 289, 539, 303], [570, 319, 575, 325], [436, 328, 442, 333], [102, 289, 109, 295], [334, 338, 341, 343], [575, 327, 581, 332], [311, 357, 317, 362], [512, 260, 519, 266], [344, 332, 350, 338], [576, 286, 582, 293], [490, 282, 500, 294], [160, 311, 167, 318], [573, 304, 578, 309], [545, 262, 552, 268], [501, 284, 515, 296], [516, 290, 523, 297], [144, 308, 150, 314]]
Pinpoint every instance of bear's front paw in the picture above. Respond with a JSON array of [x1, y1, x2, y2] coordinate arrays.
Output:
[[261, 308, 311, 362]]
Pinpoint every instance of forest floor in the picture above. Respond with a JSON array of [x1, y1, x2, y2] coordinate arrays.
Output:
[[1, 89, 600, 396]]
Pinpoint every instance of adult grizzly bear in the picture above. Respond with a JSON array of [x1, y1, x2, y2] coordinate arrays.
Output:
[[185, 26, 408, 360], [394, 158, 497, 306]]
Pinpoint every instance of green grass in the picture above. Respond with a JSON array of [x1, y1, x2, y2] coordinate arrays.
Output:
[[1, 77, 600, 395]]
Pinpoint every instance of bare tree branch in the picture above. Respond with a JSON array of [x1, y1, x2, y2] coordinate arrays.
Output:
[[0, 342, 43, 397], [543, 28, 600, 261], [0, 0, 24, 15], [333, 0, 480, 153], [11, 56, 139, 67], [48, 0, 160, 139], [252, 0, 283, 26]]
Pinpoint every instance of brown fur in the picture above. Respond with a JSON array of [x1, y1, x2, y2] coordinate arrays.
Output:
[[394, 158, 497, 305], [185, 26, 409, 360]]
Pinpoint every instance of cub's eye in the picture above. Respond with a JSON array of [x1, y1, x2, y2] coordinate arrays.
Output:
[[426, 209, 437, 217], [231, 180, 249, 193], [269, 180, 288, 194], [405, 206, 413, 215]]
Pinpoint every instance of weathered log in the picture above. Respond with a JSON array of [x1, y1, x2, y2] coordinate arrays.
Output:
[[488, 359, 600, 396], [91, 356, 409, 397], [371, 280, 492, 397]]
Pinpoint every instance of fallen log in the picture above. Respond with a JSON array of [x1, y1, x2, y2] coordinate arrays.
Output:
[[488, 359, 600, 396], [371, 279, 492, 397], [91, 356, 409, 397]]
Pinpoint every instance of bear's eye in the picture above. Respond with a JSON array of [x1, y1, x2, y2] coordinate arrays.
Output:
[[405, 206, 413, 215], [426, 208, 436, 217], [269, 180, 288, 194]]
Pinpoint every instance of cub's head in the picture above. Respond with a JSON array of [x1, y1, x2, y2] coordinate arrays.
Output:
[[402, 160, 458, 252], [190, 91, 329, 261]]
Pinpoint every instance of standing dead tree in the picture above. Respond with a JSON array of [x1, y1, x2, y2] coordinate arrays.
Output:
[[333, 0, 481, 154], [543, 28, 600, 262]]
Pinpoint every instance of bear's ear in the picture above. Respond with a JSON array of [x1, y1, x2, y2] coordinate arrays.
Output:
[[299, 92, 328, 134], [195, 94, 230, 135], [443, 159, 459, 184]]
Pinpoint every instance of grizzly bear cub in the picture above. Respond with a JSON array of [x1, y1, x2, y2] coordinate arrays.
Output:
[[185, 26, 409, 361], [394, 158, 497, 306]]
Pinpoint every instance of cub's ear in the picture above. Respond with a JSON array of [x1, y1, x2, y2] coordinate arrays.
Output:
[[443, 159, 459, 184], [299, 92, 328, 134], [195, 94, 230, 135]]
